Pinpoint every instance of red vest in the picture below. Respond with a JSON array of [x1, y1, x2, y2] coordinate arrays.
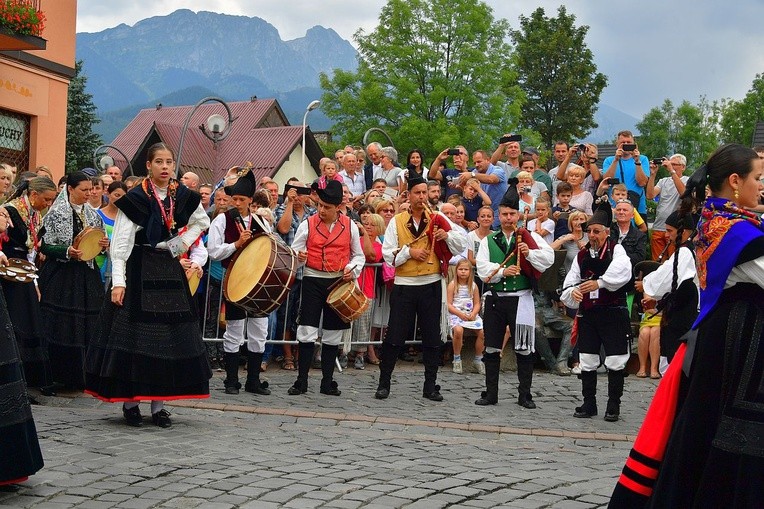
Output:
[[221, 209, 243, 269], [305, 213, 351, 272]]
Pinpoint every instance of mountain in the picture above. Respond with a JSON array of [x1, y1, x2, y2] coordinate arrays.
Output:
[[77, 9, 357, 140], [583, 104, 640, 144]]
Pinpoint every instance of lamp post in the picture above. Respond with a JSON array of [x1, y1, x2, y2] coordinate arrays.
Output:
[[302, 100, 320, 179], [176, 96, 236, 175], [93, 144, 135, 177]]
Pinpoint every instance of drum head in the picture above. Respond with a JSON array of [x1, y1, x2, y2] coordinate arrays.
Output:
[[327, 280, 351, 304], [226, 235, 271, 302], [0, 258, 38, 283], [75, 228, 105, 261]]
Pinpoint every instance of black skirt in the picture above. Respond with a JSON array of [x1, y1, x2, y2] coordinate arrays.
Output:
[[647, 283, 764, 508], [85, 246, 211, 402], [38, 259, 104, 388], [0, 285, 43, 484], [0, 278, 51, 388]]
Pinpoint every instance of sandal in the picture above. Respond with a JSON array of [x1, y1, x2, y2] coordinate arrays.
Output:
[[636, 371, 648, 378], [367, 357, 381, 365], [650, 372, 661, 379], [282, 357, 296, 371]]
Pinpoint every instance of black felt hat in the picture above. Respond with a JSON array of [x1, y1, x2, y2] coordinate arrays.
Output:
[[407, 174, 427, 190], [311, 179, 343, 206], [665, 210, 695, 231], [585, 199, 612, 229], [224, 167, 256, 198], [499, 177, 520, 210]]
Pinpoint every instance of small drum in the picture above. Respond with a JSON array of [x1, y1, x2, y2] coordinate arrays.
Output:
[[223, 234, 297, 317], [73, 227, 106, 261], [186, 269, 201, 295], [0, 258, 38, 283], [327, 280, 370, 323]]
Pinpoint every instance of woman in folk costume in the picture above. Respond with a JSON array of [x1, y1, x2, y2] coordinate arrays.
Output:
[[1, 177, 56, 393], [609, 143, 764, 508], [39, 171, 107, 389], [0, 209, 44, 492], [85, 143, 211, 428]]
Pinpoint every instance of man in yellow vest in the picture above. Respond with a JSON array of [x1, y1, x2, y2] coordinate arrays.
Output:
[[377, 175, 468, 401]]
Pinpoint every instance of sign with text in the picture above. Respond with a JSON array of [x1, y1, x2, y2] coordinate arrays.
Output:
[[0, 114, 25, 151]]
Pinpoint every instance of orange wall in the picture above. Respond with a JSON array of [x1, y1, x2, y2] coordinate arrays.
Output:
[[0, 0, 76, 179]]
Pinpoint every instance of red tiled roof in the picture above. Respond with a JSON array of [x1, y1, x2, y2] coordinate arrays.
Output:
[[106, 98, 323, 183]]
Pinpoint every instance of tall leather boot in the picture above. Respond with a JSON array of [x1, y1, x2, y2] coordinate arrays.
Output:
[[516, 353, 537, 409], [245, 351, 271, 395], [475, 352, 500, 405], [288, 342, 314, 395], [574, 370, 598, 417], [223, 352, 241, 395], [319, 344, 341, 396], [605, 369, 625, 422], [422, 345, 443, 401], [375, 342, 399, 399]]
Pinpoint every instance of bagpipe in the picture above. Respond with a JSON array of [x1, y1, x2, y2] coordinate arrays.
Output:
[[485, 209, 542, 282]]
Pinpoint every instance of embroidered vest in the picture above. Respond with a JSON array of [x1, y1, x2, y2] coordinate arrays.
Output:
[[221, 209, 244, 269], [576, 238, 626, 310], [486, 231, 530, 292], [395, 211, 440, 277], [305, 213, 351, 272]]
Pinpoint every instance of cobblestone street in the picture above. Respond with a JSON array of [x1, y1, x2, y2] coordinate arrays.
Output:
[[1, 363, 659, 508]]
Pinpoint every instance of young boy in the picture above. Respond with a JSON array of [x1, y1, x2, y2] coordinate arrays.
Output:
[[461, 178, 492, 225], [552, 182, 576, 239]]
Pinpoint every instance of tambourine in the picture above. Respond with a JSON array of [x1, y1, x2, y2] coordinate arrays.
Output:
[[73, 227, 106, 261], [0, 258, 38, 283]]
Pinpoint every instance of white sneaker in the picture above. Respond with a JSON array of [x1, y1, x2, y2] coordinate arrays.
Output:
[[452, 360, 463, 374], [571, 365, 582, 375], [475, 360, 485, 375]]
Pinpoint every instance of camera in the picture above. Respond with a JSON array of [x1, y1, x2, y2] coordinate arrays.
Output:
[[651, 158, 665, 165], [447, 148, 461, 156], [577, 143, 586, 151], [621, 143, 637, 152], [522, 186, 532, 193], [499, 134, 522, 144]]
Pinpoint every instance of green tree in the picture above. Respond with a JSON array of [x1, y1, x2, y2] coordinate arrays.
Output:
[[636, 97, 722, 171], [510, 6, 607, 149], [319, 0, 523, 158], [65, 60, 102, 174], [720, 73, 764, 145]]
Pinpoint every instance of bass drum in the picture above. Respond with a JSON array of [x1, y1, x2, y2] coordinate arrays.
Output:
[[223, 234, 297, 317]]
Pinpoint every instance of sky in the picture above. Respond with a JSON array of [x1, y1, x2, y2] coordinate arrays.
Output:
[[76, 0, 764, 120]]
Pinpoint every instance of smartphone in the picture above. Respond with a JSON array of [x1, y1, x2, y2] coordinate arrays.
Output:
[[383, 188, 399, 198], [622, 143, 637, 151], [651, 158, 665, 165], [447, 148, 461, 156], [284, 184, 311, 196], [606, 177, 619, 185], [499, 134, 522, 144]]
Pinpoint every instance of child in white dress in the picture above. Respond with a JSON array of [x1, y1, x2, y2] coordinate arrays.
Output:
[[447, 259, 484, 373]]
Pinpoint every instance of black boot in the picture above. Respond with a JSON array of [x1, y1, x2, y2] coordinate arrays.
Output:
[[422, 345, 443, 401], [223, 352, 241, 395], [475, 352, 500, 405], [375, 343, 400, 399], [319, 344, 341, 396], [288, 342, 314, 395], [516, 353, 536, 409], [245, 351, 271, 395], [604, 369, 625, 422], [574, 370, 598, 417]]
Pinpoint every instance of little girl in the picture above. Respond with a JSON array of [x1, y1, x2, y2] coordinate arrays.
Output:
[[527, 199, 554, 245], [447, 259, 484, 374]]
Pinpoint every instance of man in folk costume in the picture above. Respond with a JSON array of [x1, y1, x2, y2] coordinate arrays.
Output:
[[561, 201, 633, 421], [289, 179, 365, 397], [377, 175, 468, 401], [475, 182, 554, 407], [207, 168, 270, 396]]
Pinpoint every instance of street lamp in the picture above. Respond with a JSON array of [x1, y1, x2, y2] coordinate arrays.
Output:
[[93, 144, 134, 177], [176, 96, 237, 173], [302, 100, 321, 179]]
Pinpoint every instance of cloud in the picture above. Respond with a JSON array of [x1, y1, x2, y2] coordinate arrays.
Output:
[[76, 0, 764, 119]]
